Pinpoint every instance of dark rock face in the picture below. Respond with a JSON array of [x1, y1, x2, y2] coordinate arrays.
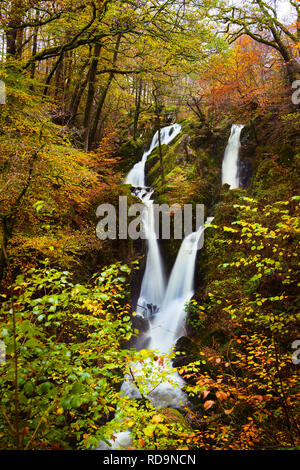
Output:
[[172, 336, 194, 368], [132, 314, 150, 334], [239, 125, 256, 189], [127, 313, 151, 350]]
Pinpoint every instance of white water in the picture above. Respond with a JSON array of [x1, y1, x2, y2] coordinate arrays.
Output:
[[222, 124, 244, 189], [122, 124, 213, 406], [126, 124, 181, 319], [149, 217, 214, 354], [136, 195, 166, 318]]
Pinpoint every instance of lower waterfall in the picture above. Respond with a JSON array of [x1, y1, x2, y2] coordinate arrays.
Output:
[[149, 218, 214, 354]]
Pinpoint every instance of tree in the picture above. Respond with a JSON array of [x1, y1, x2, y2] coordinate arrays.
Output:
[[208, 0, 300, 83]]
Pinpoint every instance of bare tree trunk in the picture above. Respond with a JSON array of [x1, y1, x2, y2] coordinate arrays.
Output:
[[30, 22, 39, 80]]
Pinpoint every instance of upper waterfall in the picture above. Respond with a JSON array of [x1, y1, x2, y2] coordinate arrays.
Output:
[[222, 124, 244, 189], [125, 124, 182, 188]]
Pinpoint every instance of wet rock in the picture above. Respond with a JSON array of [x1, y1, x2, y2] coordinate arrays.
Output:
[[131, 314, 150, 334], [239, 125, 256, 189]]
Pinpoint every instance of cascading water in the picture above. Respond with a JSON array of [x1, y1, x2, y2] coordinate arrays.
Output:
[[122, 123, 213, 406], [97, 123, 214, 449], [126, 124, 181, 319], [125, 124, 182, 188], [149, 217, 214, 354], [135, 193, 166, 319], [97, 124, 184, 450], [222, 124, 244, 189]]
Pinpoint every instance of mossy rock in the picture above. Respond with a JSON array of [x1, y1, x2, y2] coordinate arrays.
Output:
[[118, 138, 144, 174]]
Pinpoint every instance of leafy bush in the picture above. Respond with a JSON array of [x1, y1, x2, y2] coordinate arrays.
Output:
[[0, 261, 135, 449]]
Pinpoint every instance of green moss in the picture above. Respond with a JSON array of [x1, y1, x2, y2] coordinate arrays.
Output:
[[118, 138, 144, 174]]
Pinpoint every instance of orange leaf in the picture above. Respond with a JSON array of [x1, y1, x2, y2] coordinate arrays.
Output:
[[254, 395, 264, 402], [216, 391, 228, 401], [139, 438, 146, 448], [204, 400, 215, 411]]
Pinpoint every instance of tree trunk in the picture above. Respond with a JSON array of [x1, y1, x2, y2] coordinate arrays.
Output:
[[83, 42, 102, 150], [68, 54, 91, 124], [133, 78, 143, 140], [153, 88, 165, 185], [30, 22, 39, 80], [69, 76, 89, 124], [87, 35, 122, 150], [87, 74, 114, 150], [6, 29, 18, 57], [5, 1, 25, 59]]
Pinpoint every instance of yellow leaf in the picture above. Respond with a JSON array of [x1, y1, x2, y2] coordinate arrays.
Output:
[[144, 427, 153, 437], [152, 415, 163, 424]]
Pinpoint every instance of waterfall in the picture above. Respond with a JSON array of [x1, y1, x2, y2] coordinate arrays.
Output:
[[136, 196, 166, 318], [97, 124, 214, 449], [125, 122, 214, 363], [125, 124, 181, 319], [125, 124, 182, 188], [149, 218, 214, 354], [222, 124, 244, 189]]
